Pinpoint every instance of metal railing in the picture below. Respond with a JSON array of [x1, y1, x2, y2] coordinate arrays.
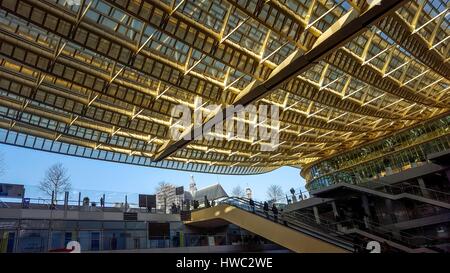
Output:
[[0, 184, 168, 213], [287, 209, 441, 251], [211, 196, 356, 251], [359, 180, 450, 204], [207, 196, 443, 252]]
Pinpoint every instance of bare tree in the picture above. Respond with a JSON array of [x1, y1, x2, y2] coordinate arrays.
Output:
[[266, 184, 284, 203], [231, 185, 245, 197], [155, 181, 173, 213], [39, 163, 71, 204]]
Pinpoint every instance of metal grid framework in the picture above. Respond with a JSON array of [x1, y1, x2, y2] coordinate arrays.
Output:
[[0, 0, 448, 175]]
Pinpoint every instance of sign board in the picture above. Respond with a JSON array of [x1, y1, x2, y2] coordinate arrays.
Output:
[[175, 186, 184, 195], [138, 194, 156, 208], [0, 183, 24, 198], [148, 222, 170, 238], [123, 212, 138, 221]]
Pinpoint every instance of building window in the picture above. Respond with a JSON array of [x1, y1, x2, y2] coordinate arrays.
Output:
[[133, 238, 140, 249], [65, 232, 72, 246], [91, 232, 100, 251]]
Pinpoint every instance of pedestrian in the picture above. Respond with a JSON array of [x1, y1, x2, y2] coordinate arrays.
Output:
[[249, 198, 255, 213], [204, 195, 210, 208], [272, 203, 279, 222], [171, 203, 177, 214], [263, 201, 269, 218]]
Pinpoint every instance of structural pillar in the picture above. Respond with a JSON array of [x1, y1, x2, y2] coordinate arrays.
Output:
[[384, 199, 401, 240], [331, 201, 343, 231], [313, 206, 321, 224], [417, 178, 431, 198], [445, 169, 450, 184], [384, 199, 396, 224], [361, 195, 372, 216], [361, 194, 371, 229], [331, 201, 339, 217], [124, 195, 128, 212]]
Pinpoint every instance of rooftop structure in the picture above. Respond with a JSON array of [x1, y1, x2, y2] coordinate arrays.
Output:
[[0, 0, 448, 176], [190, 183, 229, 201]]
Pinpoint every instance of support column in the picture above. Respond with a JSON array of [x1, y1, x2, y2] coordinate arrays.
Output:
[[361, 194, 371, 229], [445, 169, 450, 184], [384, 199, 396, 224], [78, 192, 81, 211], [383, 199, 402, 240], [361, 195, 371, 216], [417, 178, 431, 198], [14, 227, 20, 253], [331, 201, 343, 231], [313, 206, 321, 224], [331, 201, 339, 217]]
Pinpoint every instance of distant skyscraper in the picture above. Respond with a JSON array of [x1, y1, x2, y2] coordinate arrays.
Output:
[[189, 175, 197, 195]]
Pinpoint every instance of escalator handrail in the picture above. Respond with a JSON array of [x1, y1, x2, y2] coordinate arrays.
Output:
[[289, 208, 438, 247], [215, 197, 355, 251], [212, 197, 439, 251], [287, 210, 440, 251], [225, 196, 438, 249], [359, 180, 450, 200]]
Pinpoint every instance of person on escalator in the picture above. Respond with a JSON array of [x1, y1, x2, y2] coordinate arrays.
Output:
[[263, 201, 269, 218], [272, 204, 279, 222], [249, 198, 255, 213]]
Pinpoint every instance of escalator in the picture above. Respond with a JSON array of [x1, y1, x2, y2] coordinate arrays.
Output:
[[186, 197, 440, 253], [286, 210, 439, 253], [185, 197, 354, 253]]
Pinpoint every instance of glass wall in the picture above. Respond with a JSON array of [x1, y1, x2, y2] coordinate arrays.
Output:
[[0, 219, 263, 252], [303, 115, 450, 191], [0, 219, 151, 252]]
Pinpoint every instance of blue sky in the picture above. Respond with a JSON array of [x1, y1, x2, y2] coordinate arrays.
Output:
[[0, 144, 306, 202]]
